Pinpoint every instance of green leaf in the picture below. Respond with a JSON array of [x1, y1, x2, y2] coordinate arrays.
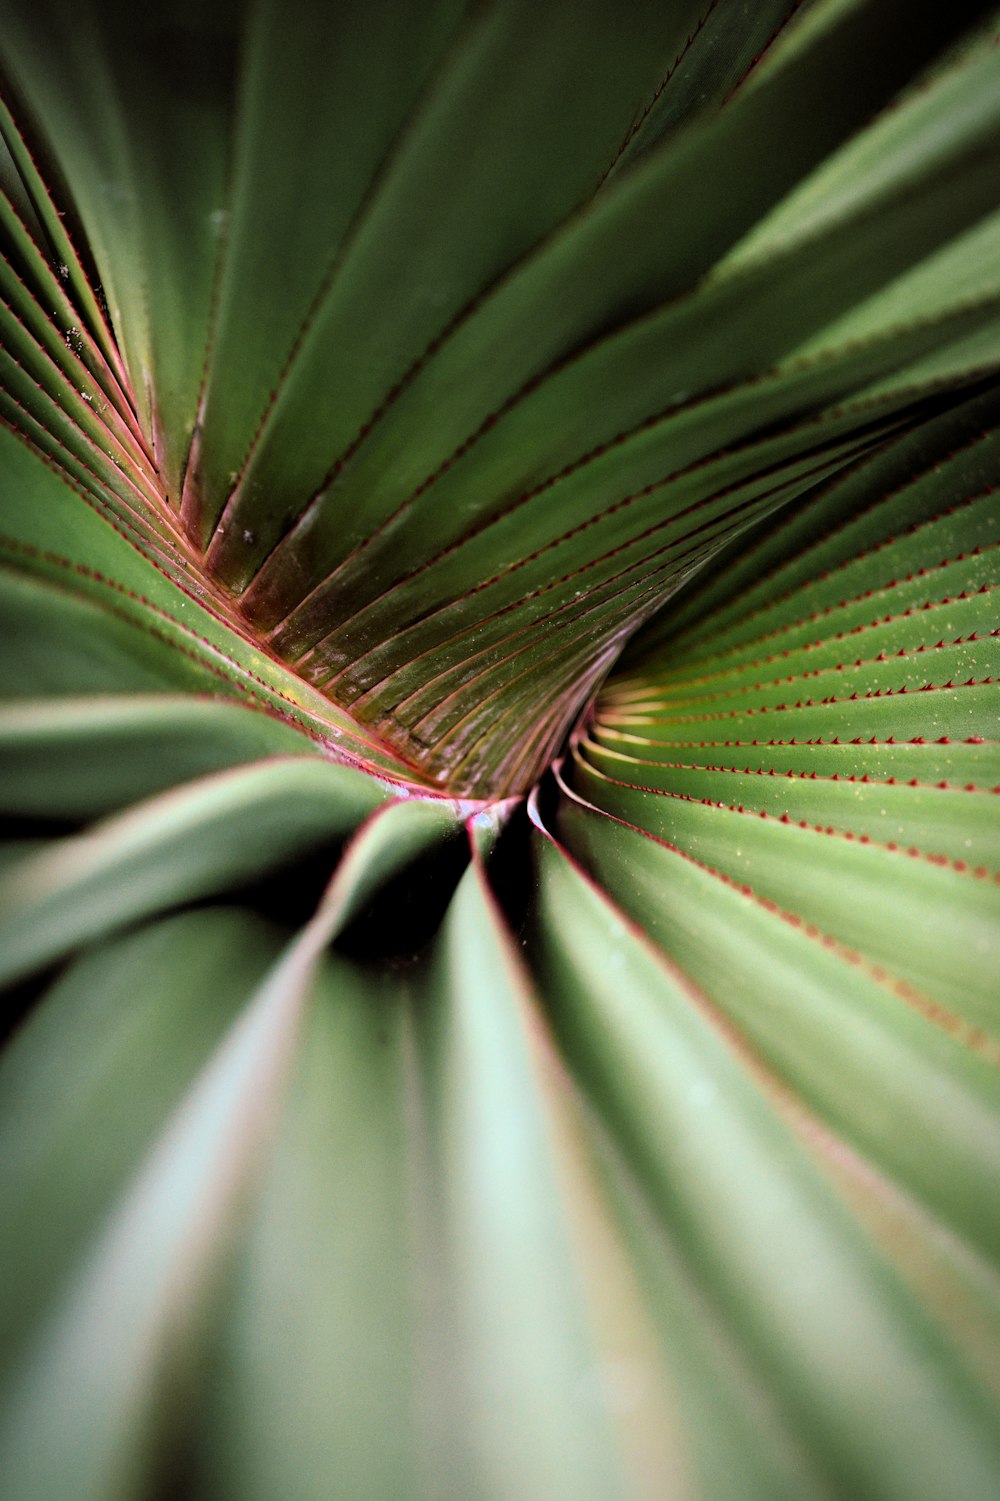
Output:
[[0, 695, 322, 816], [529, 821, 1000, 1500], [2, 4, 1000, 1497], [0, 757, 391, 985], [0, 909, 286, 1392]]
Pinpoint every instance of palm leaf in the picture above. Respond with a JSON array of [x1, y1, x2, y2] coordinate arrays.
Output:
[[1, 2, 999, 1497]]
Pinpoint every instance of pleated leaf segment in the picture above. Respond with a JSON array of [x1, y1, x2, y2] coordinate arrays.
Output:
[[1, 2, 999, 1500]]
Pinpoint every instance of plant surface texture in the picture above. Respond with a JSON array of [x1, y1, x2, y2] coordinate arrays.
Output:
[[1, 2, 1000, 1498]]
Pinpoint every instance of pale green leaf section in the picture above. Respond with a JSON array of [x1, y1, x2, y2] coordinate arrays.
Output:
[[0, 757, 391, 985], [580, 739, 1000, 867], [555, 778, 1000, 1251], [588, 389, 1000, 1053], [789, 208, 1000, 359], [0, 906, 326, 1501], [0, 797, 461, 1501], [420, 827, 668, 1500], [0, 695, 322, 816], [191, 814, 690, 1500], [724, 17, 1000, 268], [185, 954, 419, 1500], [0, 909, 285, 1388], [529, 821, 1000, 1501]]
